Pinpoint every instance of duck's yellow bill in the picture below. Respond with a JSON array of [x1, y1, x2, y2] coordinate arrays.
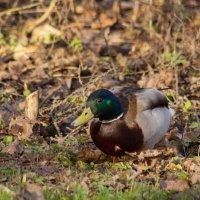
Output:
[[71, 107, 94, 127]]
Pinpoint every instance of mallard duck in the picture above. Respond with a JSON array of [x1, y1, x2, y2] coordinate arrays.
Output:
[[72, 87, 174, 159]]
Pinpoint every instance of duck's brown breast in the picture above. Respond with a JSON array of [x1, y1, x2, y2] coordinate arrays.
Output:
[[89, 119, 144, 156]]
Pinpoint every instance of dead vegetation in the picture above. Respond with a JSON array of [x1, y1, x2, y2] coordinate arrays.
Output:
[[0, 0, 200, 199]]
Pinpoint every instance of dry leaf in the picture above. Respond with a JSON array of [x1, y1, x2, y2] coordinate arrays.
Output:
[[0, 70, 10, 80], [50, 135, 67, 145], [131, 42, 152, 55], [21, 183, 44, 200], [137, 148, 177, 159], [2, 138, 24, 155], [160, 178, 189, 191], [190, 173, 200, 184], [138, 70, 174, 88], [183, 159, 200, 173], [79, 147, 102, 162], [37, 166, 57, 176], [0, 102, 18, 126], [100, 75, 120, 88], [138, 149, 162, 159], [91, 13, 116, 29], [31, 24, 62, 44], [9, 117, 34, 140], [13, 45, 38, 60]]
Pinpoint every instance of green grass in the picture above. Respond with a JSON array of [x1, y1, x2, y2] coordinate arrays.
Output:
[[44, 183, 200, 200], [0, 188, 13, 200], [44, 182, 168, 200]]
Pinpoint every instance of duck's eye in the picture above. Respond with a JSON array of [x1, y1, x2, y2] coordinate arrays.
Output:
[[96, 98, 103, 103]]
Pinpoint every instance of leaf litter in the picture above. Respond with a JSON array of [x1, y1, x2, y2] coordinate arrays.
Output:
[[0, 0, 200, 199]]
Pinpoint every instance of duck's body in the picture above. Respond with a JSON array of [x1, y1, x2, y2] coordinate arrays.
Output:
[[72, 88, 174, 157]]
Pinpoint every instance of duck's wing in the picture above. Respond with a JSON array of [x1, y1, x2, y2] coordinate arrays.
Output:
[[112, 87, 169, 112], [134, 89, 173, 149], [112, 87, 174, 149], [134, 88, 169, 112]]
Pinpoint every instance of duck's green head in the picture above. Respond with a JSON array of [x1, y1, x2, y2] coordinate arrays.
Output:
[[72, 89, 123, 126]]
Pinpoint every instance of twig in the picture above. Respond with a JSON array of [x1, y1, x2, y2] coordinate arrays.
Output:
[[149, 0, 153, 38], [11, 9, 53, 14], [25, 90, 39, 121], [181, 125, 187, 157], [40, 86, 61, 106], [52, 120, 62, 136], [175, 65, 179, 110], [27, 0, 58, 33], [92, 2, 118, 77], [0, 2, 41, 17]]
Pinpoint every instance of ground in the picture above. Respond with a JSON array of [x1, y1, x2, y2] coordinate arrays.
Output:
[[0, 0, 200, 199]]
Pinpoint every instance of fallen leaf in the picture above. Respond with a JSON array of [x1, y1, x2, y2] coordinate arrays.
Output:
[[31, 24, 62, 44], [0, 70, 10, 80], [2, 138, 24, 155], [21, 183, 44, 200], [131, 148, 177, 160], [79, 147, 102, 162], [91, 13, 116, 29], [13, 45, 38, 60], [35, 166, 57, 176], [131, 42, 152, 56], [127, 58, 147, 71], [99, 45, 131, 57], [190, 173, 200, 184], [160, 178, 189, 191], [138, 69, 174, 88], [0, 102, 19, 126], [138, 149, 162, 159], [9, 117, 34, 140], [51, 135, 67, 145], [183, 159, 200, 173], [100, 75, 120, 88]]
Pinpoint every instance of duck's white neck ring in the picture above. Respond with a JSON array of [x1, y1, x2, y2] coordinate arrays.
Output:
[[101, 112, 124, 124]]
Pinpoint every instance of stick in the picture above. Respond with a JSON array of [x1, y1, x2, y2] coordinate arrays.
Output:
[[25, 90, 39, 121]]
